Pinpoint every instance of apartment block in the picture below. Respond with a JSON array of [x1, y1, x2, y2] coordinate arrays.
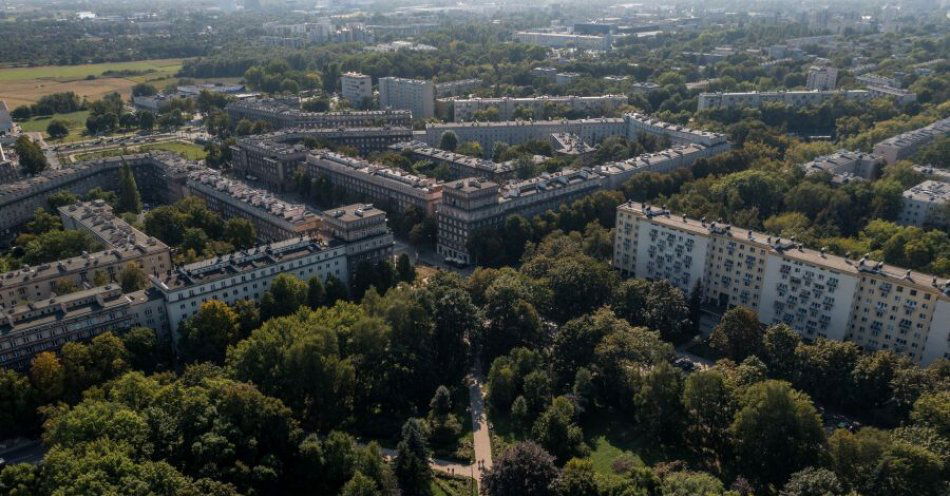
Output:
[[514, 31, 611, 51], [388, 141, 516, 181], [624, 113, 729, 147], [378, 77, 435, 119], [341, 72, 373, 109], [697, 90, 871, 110], [799, 150, 883, 183], [448, 95, 627, 122], [434, 79, 482, 98], [322, 203, 395, 269], [898, 180, 949, 228], [186, 170, 322, 243], [857, 74, 901, 89], [872, 117, 950, 164], [866, 85, 917, 106], [425, 118, 628, 155], [612, 202, 950, 364], [0, 284, 164, 370], [806, 65, 838, 90], [152, 237, 349, 334], [225, 97, 411, 130], [305, 151, 443, 216], [0, 202, 171, 305]]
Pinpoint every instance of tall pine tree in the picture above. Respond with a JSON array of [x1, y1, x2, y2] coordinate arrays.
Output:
[[116, 161, 142, 214]]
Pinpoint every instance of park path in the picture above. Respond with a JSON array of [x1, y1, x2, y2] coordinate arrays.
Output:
[[468, 363, 493, 491]]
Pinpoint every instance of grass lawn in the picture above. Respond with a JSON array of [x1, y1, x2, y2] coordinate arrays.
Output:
[[18, 110, 91, 143], [431, 474, 476, 496], [71, 141, 207, 162], [582, 409, 694, 475], [0, 59, 184, 82], [0, 58, 184, 108]]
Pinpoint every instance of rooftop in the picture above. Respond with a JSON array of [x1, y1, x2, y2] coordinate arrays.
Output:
[[187, 170, 318, 225], [904, 180, 950, 203]]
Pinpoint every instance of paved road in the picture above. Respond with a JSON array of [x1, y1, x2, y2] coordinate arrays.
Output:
[[377, 447, 474, 479]]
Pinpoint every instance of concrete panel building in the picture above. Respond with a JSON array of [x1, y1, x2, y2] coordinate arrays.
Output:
[[806, 65, 838, 90], [378, 77, 435, 119], [898, 180, 949, 228], [448, 95, 627, 122], [798, 150, 883, 183], [612, 202, 950, 364], [697, 90, 871, 111], [341, 72, 373, 109], [872, 117, 950, 164], [226, 98, 411, 130], [514, 31, 611, 51]]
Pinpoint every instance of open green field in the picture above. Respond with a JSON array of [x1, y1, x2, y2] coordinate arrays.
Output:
[[431, 474, 476, 496], [71, 141, 207, 162], [18, 110, 91, 143], [0, 58, 184, 108]]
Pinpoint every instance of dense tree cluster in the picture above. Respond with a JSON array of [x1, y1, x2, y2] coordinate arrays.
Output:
[[143, 197, 256, 263]]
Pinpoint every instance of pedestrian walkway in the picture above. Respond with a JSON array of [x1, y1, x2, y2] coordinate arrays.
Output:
[[468, 364, 493, 492]]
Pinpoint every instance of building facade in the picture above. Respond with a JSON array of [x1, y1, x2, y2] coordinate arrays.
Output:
[[698, 90, 871, 110], [612, 202, 950, 365], [447, 95, 627, 122], [378, 77, 435, 119], [225, 98, 411, 130], [341, 72, 373, 109], [806, 65, 838, 91], [898, 180, 949, 228], [872, 117, 950, 164]]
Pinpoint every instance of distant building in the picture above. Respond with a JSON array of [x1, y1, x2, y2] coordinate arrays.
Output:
[[798, 150, 883, 183], [697, 90, 871, 110], [388, 141, 516, 182], [225, 98, 411, 129], [857, 74, 901, 89], [0, 100, 14, 134], [447, 95, 627, 122], [341, 72, 373, 109], [806, 65, 838, 91], [434, 79, 482, 98], [872, 117, 950, 164], [898, 180, 949, 228], [514, 31, 611, 51], [866, 85, 917, 106], [378, 77, 435, 119]]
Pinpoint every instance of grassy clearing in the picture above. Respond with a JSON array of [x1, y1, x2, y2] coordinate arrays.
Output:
[[0, 59, 184, 81], [18, 110, 91, 143], [431, 474, 476, 496], [0, 59, 184, 108], [72, 141, 207, 162], [582, 409, 693, 475]]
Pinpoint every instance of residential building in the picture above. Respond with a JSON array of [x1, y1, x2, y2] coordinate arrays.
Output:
[[152, 237, 350, 335], [0, 153, 199, 238], [388, 141, 516, 181], [806, 65, 838, 91], [425, 117, 628, 155], [866, 85, 917, 106], [799, 150, 883, 183], [448, 95, 627, 122], [0, 285, 164, 370], [857, 74, 901, 89], [434, 79, 482, 98], [549, 133, 596, 158], [305, 151, 443, 216], [624, 113, 729, 147], [697, 90, 871, 110], [0, 203, 171, 305], [514, 31, 611, 51], [872, 117, 950, 164], [230, 127, 413, 190], [225, 98, 411, 130], [341, 72, 373, 109], [0, 100, 13, 134], [898, 180, 949, 228], [612, 202, 950, 365], [186, 170, 322, 243], [378, 77, 435, 119], [321, 203, 395, 269]]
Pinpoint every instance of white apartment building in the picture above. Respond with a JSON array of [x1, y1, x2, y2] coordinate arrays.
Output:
[[857, 74, 901, 89], [341, 72, 373, 109], [806, 65, 838, 91], [898, 180, 949, 228], [378, 77, 435, 119], [873, 117, 950, 164], [866, 85, 917, 106], [798, 150, 883, 183], [613, 202, 950, 365], [152, 237, 350, 335]]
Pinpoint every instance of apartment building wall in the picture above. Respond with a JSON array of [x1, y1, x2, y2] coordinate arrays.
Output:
[[378, 77, 435, 119], [611, 202, 950, 364], [341, 72, 373, 109]]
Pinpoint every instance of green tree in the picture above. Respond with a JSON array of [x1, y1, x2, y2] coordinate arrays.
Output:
[[138, 110, 155, 131], [0, 368, 37, 439], [778, 467, 844, 496], [482, 442, 558, 496], [911, 391, 950, 437], [551, 459, 598, 496], [396, 253, 415, 283], [46, 119, 69, 139], [632, 362, 685, 443], [682, 369, 736, 463], [762, 324, 802, 382], [307, 276, 326, 309], [661, 471, 726, 496], [531, 396, 587, 464], [709, 307, 763, 361], [439, 131, 459, 151], [260, 273, 309, 320], [178, 300, 240, 363], [46, 191, 78, 210], [730, 380, 826, 489], [118, 263, 148, 292], [394, 418, 432, 496], [223, 218, 256, 249], [14, 135, 48, 175], [325, 274, 349, 304]]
